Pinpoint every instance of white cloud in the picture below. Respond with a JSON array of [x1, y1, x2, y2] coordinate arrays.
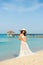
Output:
[[17, 3, 43, 12], [0, 0, 43, 12], [4, 3, 43, 12], [1, 3, 16, 11]]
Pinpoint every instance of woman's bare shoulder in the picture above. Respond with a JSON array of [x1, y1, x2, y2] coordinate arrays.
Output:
[[19, 34, 22, 37]]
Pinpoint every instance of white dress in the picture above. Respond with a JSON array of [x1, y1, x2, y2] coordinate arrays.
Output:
[[19, 36, 33, 57]]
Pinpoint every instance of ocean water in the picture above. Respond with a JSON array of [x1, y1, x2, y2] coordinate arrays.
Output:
[[0, 34, 43, 61]]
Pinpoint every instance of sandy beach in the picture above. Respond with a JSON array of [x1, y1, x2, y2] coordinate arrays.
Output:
[[0, 51, 43, 65]]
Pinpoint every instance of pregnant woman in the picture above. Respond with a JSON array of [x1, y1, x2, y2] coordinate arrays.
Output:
[[19, 28, 33, 57]]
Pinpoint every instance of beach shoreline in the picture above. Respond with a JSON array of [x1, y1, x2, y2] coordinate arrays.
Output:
[[0, 51, 43, 65]]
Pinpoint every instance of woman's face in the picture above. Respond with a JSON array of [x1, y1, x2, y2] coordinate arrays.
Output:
[[22, 31, 25, 34]]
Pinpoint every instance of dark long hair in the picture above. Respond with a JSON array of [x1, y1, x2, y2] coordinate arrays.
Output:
[[20, 30, 27, 36]]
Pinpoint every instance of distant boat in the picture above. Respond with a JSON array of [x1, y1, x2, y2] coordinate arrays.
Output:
[[7, 30, 15, 37]]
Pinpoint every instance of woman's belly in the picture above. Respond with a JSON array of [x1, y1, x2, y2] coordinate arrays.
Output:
[[21, 41, 26, 44]]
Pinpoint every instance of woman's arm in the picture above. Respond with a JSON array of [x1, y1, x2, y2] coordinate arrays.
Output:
[[19, 34, 27, 42]]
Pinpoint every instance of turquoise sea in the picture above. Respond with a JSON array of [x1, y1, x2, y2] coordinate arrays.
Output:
[[0, 34, 43, 61]]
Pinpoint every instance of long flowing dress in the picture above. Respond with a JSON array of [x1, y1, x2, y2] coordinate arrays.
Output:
[[19, 36, 33, 56]]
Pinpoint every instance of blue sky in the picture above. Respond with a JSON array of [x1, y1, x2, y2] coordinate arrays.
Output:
[[0, 0, 43, 34]]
